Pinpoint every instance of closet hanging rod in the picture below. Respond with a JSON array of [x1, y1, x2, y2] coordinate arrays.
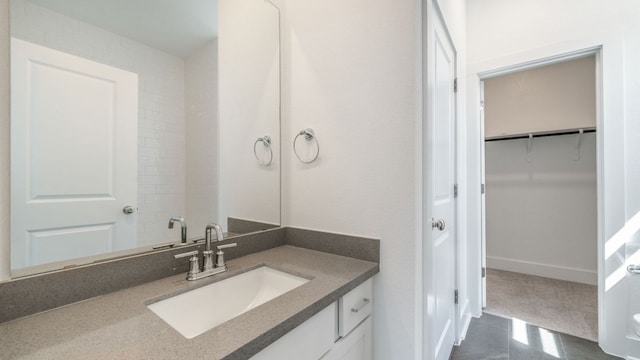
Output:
[[485, 127, 596, 142]]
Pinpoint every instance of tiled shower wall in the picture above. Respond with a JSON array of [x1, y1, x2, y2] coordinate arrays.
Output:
[[10, 0, 188, 247]]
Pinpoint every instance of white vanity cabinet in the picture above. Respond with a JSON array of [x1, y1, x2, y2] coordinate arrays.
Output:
[[321, 317, 372, 360], [249, 302, 337, 360], [250, 278, 374, 360], [322, 279, 373, 360]]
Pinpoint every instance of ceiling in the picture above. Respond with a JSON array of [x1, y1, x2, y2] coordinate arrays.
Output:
[[28, 0, 218, 58]]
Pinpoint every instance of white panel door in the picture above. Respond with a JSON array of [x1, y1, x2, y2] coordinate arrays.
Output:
[[11, 38, 138, 271], [424, 10, 457, 360]]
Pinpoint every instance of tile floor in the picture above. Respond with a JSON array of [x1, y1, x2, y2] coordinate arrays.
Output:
[[451, 313, 622, 360]]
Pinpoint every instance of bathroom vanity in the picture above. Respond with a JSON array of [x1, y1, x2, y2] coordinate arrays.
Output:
[[251, 277, 373, 360], [0, 229, 379, 360]]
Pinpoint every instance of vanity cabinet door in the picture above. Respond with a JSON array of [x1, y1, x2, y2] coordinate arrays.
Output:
[[321, 317, 372, 360], [249, 302, 336, 360]]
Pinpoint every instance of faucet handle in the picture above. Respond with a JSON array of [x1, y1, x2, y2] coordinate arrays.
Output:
[[215, 243, 237, 269], [174, 250, 198, 259], [174, 250, 200, 279], [216, 243, 237, 250]]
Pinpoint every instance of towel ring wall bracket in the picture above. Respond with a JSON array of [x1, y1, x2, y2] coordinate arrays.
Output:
[[293, 128, 319, 164], [254, 135, 273, 166]]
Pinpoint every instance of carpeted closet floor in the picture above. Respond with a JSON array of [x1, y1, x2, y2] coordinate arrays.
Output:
[[484, 268, 598, 341]]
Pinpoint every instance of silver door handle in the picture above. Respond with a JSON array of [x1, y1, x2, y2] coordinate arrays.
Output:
[[432, 218, 445, 231], [628, 265, 640, 275], [351, 298, 370, 313], [123, 205, 135, 214]]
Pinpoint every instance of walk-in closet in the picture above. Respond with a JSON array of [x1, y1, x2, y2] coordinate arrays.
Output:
[[482, 55, 598, 340]]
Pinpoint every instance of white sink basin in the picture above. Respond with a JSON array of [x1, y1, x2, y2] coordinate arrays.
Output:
[[147, 266, 309, 339]]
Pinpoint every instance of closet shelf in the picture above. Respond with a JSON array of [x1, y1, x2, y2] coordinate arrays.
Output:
[[485, 127, 596, 142]]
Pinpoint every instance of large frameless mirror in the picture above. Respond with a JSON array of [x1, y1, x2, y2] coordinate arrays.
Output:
[[8, 0, 280, 277]]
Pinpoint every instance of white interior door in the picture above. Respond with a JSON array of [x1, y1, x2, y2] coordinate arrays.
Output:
[[10, 38, 138, 271], [424, 10, 457, 360]]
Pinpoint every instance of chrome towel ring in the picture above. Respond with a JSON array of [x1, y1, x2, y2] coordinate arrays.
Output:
[[254, 135, 273, 166], [293, 128, 319, 164]]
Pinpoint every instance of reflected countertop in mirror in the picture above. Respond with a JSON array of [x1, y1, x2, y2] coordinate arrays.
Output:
[[6, 0, 281, 277]]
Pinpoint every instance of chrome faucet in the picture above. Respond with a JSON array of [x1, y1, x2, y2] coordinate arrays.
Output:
[[203, 223, 224, 271], [168, 216, 187, 244], [205, 223, 224, 251], [173, 223, 237, 281]]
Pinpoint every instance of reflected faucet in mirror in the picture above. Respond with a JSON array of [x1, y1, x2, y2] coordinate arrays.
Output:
[[168, 216, 188, 244]]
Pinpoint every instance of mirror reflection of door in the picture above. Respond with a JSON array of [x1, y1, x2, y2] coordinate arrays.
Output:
[[11, 39, 138, 271], [8, 0, 281, 277]]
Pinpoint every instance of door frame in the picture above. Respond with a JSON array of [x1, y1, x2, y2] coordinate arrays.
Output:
[[478, 46, 602, 297], [468, 36, 627, 356]]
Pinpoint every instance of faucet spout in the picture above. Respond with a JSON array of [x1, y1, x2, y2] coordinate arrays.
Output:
[[205, 223, 224, 252], [168, 216, 187, 243]]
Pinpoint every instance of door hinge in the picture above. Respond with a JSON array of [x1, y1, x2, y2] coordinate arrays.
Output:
[[454, 78, 458, 93], [481, 183, 485, 194], [454, 289, 459, 305], [482, 267, 486, 278], [454, 184, 458, 198]]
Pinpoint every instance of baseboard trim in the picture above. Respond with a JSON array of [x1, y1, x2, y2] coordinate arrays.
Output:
[[486, 256, 597, 285], [457, 299, 472, 343]]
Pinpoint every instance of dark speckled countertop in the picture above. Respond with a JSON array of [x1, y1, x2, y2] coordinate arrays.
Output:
[[0, 245, 378, 360]]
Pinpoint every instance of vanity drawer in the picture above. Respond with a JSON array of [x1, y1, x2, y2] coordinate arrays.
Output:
[[338, 278, 373, 337]]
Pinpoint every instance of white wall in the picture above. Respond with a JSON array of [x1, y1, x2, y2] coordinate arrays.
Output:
[[10, 0, 187, 248], [485, 134, 597, 284], [280, 0, 420, 358], [466, 0, 637, 356], [218, 0, 280, 228], [484, 56, 596, 138], [185, 40, 218, 236]]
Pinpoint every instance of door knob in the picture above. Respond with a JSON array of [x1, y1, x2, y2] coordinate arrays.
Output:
[[432, 218, 445, 231], [123, 205, 135, 214], [628, 264, 640, 275]]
